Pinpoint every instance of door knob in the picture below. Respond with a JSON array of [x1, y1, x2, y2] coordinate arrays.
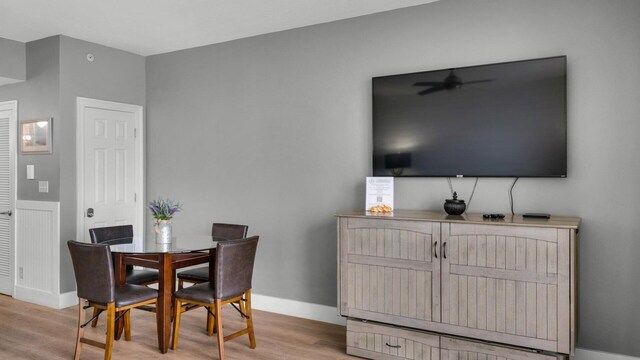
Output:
[[87, 208, 94, 218], [0, 211, 11, 216]]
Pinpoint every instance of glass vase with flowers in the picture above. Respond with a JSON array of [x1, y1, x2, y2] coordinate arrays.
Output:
[[148, 198, 182, 243]]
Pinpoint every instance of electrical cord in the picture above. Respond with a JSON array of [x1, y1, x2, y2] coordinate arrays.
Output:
[[466, 177, 479, 212], [447, 177, 454, 196], [509, 177, 519, 215]]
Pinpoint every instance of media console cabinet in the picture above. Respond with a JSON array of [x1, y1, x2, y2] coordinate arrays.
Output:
[[337, 210, 579, 360]]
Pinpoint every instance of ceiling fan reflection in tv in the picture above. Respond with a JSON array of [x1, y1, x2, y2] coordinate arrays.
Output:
[[413, 69, 493, 95]]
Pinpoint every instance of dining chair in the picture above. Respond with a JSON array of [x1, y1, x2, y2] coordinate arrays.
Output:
[[68, 240, 158, 360], [171, 236, 259, 360], [177, 223, 248, 289], [178, 223, 249, 335], [89, 225, 160, 286], [89, 225, 159, 327]]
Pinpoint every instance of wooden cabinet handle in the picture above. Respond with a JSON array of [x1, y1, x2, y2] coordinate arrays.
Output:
[[385, 343, 401, 349], [443, 242, 447, 259], [434, 241, 438, 258]]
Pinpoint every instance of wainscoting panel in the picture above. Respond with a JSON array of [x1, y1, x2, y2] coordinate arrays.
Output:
[[14, 200, 62, 308]]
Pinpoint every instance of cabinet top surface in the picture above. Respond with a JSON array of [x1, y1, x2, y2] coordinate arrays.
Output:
[[336, 210, 580, 229]]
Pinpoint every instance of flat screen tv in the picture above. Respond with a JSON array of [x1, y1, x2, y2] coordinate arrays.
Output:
[[372, 56, 567, 177]]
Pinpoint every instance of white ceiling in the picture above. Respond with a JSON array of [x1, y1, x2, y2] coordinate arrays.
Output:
[[0, 0, 439, 56]]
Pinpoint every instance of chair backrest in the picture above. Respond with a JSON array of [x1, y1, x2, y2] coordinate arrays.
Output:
[[89, 225, 134, 244], [213, 236, 259, 300], [67, 240, 115, 304], [211, 223, 248, 240]]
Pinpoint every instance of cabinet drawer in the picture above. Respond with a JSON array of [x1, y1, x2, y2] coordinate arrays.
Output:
[[347, 319, 440, 360], [441, 336, 566, 360]]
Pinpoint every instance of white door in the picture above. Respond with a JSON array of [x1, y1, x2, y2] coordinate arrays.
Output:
[[0, 101, 16, 295], [77, 98, 143, 242]]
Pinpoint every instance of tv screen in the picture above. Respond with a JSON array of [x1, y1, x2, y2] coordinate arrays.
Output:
[[372, 56, 567, 177]]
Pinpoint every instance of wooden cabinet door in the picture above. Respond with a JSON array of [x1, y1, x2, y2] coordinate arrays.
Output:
[[441, 223, 571, 354], [339, 218, 441, 327], [440, 336, 563, 360]]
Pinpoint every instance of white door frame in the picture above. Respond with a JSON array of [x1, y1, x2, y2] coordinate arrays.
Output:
[[76, 97, 144, 243], [0, 100, 17, 296]]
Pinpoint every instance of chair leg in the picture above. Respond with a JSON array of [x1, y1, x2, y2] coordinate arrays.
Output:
[[124, 309, 132, 341], [245, 290, 256, 349], [91, 307, 102, 327], [178, 279, 184, 290], [104, 303, 115, 360], [215, 299, 225, 360], [207, 305, 215, 336], [171, 298, 182, 350], [74, 299, 86, 360], [239, 298, 246, 319]]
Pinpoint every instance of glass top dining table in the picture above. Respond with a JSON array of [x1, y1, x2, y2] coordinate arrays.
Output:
[[103, 234, 229, 354], [103, 235, 229, 254]]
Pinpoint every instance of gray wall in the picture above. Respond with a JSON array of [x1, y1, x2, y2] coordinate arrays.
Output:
[[57, 36, 146, 292], [0, 37, 26, 81], [146, 0, 640, 356], [0, 37, 61, 202], [0, 35, 146, 293]]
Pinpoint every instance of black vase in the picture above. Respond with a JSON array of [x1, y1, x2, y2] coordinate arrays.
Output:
[[444, 192, 466, 215]]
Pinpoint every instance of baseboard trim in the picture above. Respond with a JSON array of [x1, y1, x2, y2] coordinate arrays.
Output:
[[14, 286, 78, 309], [58, 291, 79, 309], [14, 285, 58, 308], [249, 294, 639, 360], [251, 293, 346, 326], [575, 348, 640, 360]]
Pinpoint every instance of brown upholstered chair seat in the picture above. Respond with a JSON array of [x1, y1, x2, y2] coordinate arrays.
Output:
[[174, 281, 247, 304], [111, 284, 158, 308], [126, 268, 161, 285], [174, 282, 216, 303], [177, 266, 209, 283]]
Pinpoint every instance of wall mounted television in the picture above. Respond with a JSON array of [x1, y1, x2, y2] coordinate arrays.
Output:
[[372, 56, 567, 177]]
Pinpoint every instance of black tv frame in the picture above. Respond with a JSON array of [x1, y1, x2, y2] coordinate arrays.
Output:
[[372, 55, 568, 178]]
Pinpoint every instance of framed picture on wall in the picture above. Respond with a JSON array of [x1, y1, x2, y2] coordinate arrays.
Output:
[[20, 118, 52, 154]]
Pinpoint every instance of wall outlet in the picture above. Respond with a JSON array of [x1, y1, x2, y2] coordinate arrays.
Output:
[[19, 267, 23, 279], [38, 181, 48, 193]]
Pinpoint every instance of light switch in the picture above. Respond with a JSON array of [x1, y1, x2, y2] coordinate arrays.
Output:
[[27, 165, 35, 180], [38, 181, 48, 193]]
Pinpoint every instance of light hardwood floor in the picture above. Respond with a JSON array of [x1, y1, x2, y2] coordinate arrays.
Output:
[[0, 295, 356, 359]]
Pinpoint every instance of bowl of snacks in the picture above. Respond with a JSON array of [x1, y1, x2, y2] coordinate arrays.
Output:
[[369, 204, 392, 213]]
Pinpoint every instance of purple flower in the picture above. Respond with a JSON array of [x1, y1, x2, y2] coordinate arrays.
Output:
[[148, 198, 182, 221]]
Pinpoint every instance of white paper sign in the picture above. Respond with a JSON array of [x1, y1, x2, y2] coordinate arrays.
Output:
[[365, 177, 394, 211]]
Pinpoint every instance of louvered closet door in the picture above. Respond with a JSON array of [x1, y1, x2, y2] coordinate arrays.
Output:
[[0, 103, 16, 295], [340, 218, 441, 327], [441, 223, 570, 353]]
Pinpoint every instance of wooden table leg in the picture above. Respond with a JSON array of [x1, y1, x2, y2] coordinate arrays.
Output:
[[157, 253, 173, 353], [114, 253, 126, 340]]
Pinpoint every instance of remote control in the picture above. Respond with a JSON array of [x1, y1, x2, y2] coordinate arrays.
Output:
[[523, 213, 551, 219]]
